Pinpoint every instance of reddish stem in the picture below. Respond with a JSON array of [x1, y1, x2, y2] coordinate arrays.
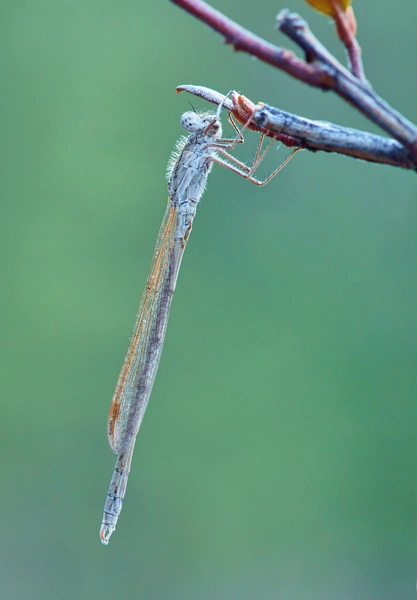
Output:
[[170, 0, 332, 87], [332, 3, 365, 82]]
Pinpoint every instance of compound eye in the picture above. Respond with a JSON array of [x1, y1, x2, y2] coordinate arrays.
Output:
[[180, 111, 204, 132]]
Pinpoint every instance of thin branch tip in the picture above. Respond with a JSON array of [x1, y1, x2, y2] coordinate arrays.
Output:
[[177, 84, 416, 171]]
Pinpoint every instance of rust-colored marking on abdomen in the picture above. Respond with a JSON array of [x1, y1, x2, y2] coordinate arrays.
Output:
[[108, 400, 121, 439]]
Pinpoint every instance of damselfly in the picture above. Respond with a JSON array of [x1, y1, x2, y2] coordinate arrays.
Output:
[[100, 93, 300, 544]]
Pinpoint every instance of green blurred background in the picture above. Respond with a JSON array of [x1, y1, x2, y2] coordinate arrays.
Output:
[[1, 1, 417, 598]]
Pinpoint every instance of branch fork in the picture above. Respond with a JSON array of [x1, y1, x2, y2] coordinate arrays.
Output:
[[170, 0, 417, 171]]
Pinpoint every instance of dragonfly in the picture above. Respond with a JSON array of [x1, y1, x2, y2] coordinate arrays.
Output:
[[100, 91, 301, 544]]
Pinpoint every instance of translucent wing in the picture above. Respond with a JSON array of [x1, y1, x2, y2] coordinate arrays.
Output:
[[107, 200, 185, 454]]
